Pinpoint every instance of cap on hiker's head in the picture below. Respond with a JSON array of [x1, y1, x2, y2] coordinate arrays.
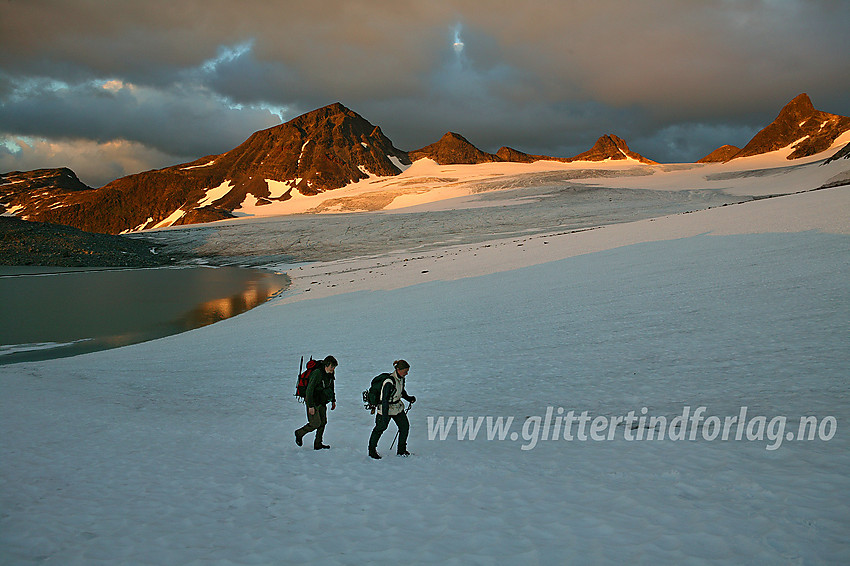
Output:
[[324, 355, 338, 367], [394, 359, 410, 370]]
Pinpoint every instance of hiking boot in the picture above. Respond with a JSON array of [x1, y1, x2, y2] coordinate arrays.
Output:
[[294, 431, 303, 447], [314, 444, 331, 450], [369, 448, 382, 460], [397, 450, 411, 457]]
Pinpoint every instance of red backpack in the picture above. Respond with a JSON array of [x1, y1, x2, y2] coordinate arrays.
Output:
[[295, 357, 322, 401]]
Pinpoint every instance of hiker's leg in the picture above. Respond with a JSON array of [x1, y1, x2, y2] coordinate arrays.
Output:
[[393, 412, 410, 453], [314, 404, 328, 448], [369, 414, 390, 450], [296, 405, 322, 438]]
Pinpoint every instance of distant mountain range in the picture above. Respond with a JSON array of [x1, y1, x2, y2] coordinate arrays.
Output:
[[1, 93, 848, 234]]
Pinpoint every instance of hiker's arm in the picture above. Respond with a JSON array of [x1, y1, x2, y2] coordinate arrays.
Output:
[[304, 369, 321, 409], [380, 381, 394, 415], [401, 389, 416, 403]]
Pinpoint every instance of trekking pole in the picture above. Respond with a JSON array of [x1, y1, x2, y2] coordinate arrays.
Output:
[[390, 401, 413, 450]]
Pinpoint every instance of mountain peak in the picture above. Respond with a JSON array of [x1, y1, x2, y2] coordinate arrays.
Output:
[[782, 93, 816, 118], [441, 132, 471, 143], [568, 134, 656, 164], [729, 93, 850, 161], [219, 102, 410, 196], [291, 101, 354, 123], [409, 132, 501, 165], [1, 104, 411, 233], [496, 146, 537, 163]]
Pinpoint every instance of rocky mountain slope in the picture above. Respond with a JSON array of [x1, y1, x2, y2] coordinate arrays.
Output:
[[408, 132, 502, 165], [495, 147, 544, 163], [697, 145, 741, 164], [566, 134, 657, 164], [0, 168, 94, 215], [699, 93, 850, 162], [1, 103, 410, 233]]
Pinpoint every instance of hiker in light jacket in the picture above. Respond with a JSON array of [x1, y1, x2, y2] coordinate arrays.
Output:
[[369, 359, 416, 459], [295, 355, 337, 450]]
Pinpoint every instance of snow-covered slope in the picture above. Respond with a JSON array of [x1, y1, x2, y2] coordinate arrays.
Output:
[[1, 175, 848, 563], [220, 131, 850, 218]]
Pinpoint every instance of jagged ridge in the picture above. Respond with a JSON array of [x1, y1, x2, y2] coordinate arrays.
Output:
[[4, 94, 847, 235], [409, 132, 653, 165]]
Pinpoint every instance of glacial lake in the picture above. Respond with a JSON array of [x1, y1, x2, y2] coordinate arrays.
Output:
[[0, 265, 288, 364]]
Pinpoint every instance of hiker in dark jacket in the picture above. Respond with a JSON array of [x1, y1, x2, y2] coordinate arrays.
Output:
[[369, 359, 416, 459], [295, 355, 337, 450]]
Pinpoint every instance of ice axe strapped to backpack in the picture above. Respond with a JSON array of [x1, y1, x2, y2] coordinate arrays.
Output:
[[362, 373, 394, 413], [295, 356, 322, 401]]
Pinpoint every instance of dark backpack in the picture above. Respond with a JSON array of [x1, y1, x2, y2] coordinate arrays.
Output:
[[295, 357, 322, 401], [362, 373, 394, 411]]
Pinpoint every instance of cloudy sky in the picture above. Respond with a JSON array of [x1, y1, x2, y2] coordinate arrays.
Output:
[[1, 0, 848, 187]]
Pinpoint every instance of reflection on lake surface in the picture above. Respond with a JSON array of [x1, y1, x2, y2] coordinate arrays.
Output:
[[177, 279, 280, 330], [0, 266, 289, 364]]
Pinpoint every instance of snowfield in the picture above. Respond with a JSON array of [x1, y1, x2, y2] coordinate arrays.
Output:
[[1, 147, 849, 564]]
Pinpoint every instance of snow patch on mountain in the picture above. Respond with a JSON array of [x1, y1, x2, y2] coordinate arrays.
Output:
[[196, 180, 234, 208], [181, 159, 217, 170], [152, 208, 187, 229]]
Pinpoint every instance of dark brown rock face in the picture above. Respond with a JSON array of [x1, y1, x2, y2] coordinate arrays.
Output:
[[0, 168, 92, 217], [697, 145, 741, 163], [410, 135, 573, 165], [1, 103, 411, 234], [567, 134, 657, 164], [496, 146, 571, 163], [409, 132, 502, 165], [496, 146, 538, 163], [731, 94, 850, 161], [215, 102, 411, 198], [0, 168, 107, 230], [0, 168, 91, 194]]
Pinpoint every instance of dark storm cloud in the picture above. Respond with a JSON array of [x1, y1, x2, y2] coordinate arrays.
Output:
[[0, 75, 278, 156], [1, 0, 849, 185]]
